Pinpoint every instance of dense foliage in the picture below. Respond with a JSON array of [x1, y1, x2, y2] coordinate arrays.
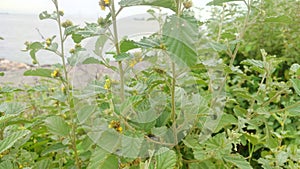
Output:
[[0, 0, 299, 168]]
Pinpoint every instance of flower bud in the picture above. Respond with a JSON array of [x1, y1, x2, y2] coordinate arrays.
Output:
[[183, 1, 193, 9], [61, 20, 73, 28]]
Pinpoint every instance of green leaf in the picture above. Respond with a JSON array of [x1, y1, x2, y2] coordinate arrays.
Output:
[[29, 42, 44, 50], [82, 57, 101, 64], [0, 114, 18, 126], [208, 42, 227, 52], [94, 34, 109, 56], [194, 133, 232, 160], [215, 113, 238, 132], [243, 132, 260, 145], [44, 116, 70, 137], [24, 68, 53, 78], [77, 105, 96, 124], [0, 72, 4, 76], [120, 39, 139, 53], [114, 53, 132, 62], [162, 15, 198, 67], [155, 148, 176, 169], [136, 37, 160, 48], [0, 37, 4, 40], [241, 59, 265, 74], [207, 0, 243, 6], [64, 25, 79, 36], [265, 15, 292, 23], [290, 79, 300, 96], [41, 143, 67, 156], [87, 147, 118, 169], [0, 161, 17, 169], [121, 133, 143, 158], [39, 11, 57, 20], [72, 33, 84, 43], [223, 154, 253, 169], [33, 159, 52, 169], [0, 102, 27, 115], [119, 0, 176, 12], [258, 158, 273, 169], [0, 130, 31, 154]]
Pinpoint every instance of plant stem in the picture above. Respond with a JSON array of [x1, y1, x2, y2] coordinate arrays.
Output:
[[53, 1, 80, 168], [53, 0, 68, 83], [110, 0, 125, 102]]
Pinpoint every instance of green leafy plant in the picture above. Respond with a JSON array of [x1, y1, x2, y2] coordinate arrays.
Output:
[[0, 0, 299, 168]]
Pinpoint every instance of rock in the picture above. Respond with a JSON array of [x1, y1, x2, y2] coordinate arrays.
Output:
[[0, 58, 31, 71]]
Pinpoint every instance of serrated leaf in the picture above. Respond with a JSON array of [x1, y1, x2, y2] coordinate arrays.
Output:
[[119, 0, 176, 12], [33, 159, 52, 169], [41, 143, 67, 156], [87, 147, 118, 169], [0, 161, 17, 169], [258, 158, 273, 169], [223, 154, 253, 169], [120, 39, 139, 53], [290, 79, 300, 96], [194, 133, 231, 160], [44, 116, 70, 137], [39, 11, 57, 20], [265, 15, 292, 23], [64, 25, 79, 36], [208, 42, 227, 52], [135, 37, 160, 48], [0, 102, 27, 115], [162, 15, 198, 67], [121, 134, 143, 158], [24, 68, 53, 78], [215, 113, 238, 132], [155, 148, 176, 169], [0, 130, 30, 154], [207, 0, 243, 6], [72, 33, 84, 43]]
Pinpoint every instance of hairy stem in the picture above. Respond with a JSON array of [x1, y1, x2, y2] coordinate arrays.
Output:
[[53, 1, 80, 168], [110, 0, 125, 102]]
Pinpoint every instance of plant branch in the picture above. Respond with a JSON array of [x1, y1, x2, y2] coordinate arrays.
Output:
[[110, 0, 125, 102]]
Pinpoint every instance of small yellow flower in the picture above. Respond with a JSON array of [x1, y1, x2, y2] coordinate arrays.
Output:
[[99, 0, 110, 11], [45, 38, 52, 47], [117, 127, 123, 133], [108, 120, 122, 133], [104, 78, 111, 89], [104, 0, 110, 5], [159, 43, 166, 50], [19, 164, 23, 169], [61, 86, 66, 93], [129, 60, 137, 68], [51, 69, 60, 78]]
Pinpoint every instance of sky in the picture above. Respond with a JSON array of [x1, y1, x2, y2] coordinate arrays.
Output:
[[0, 0, 211, 17]]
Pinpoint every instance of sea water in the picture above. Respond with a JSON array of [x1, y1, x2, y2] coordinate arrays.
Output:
[[0, 13, 159, 65]]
